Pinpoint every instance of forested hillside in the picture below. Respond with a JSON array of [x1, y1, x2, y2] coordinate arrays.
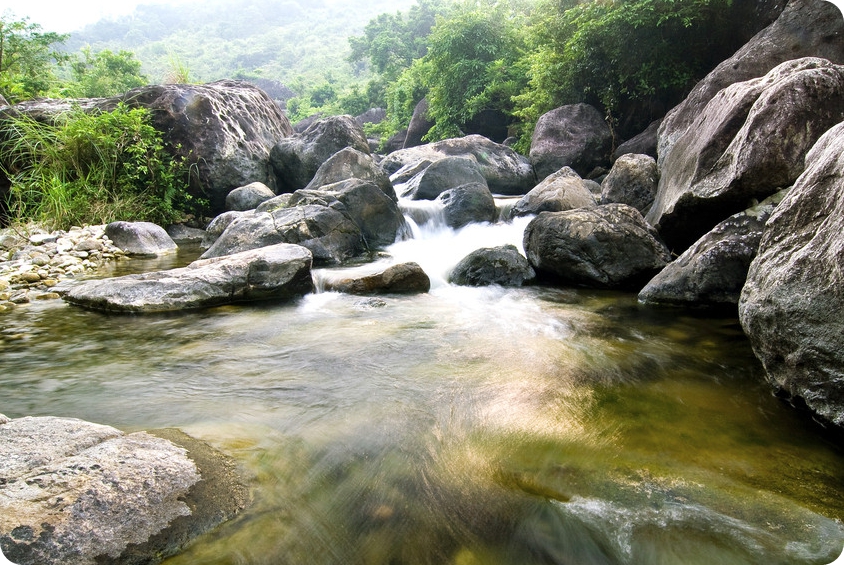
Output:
[[64, 0, 417, 98]]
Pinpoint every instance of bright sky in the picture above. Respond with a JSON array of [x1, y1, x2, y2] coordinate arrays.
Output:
[[1, 0, 190, 33]]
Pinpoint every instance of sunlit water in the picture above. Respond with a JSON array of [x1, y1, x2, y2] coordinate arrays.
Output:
[[1, 200, 843, 564]]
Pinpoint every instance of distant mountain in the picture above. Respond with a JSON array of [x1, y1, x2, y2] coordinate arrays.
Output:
[[63, 0, 417, 97]]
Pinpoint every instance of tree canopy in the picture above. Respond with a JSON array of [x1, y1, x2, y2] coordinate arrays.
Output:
[[0, 15, 68, 103]]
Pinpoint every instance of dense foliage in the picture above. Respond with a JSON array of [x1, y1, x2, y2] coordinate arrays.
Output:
[[0, 17, 68, 103], [0, 104, 195, 229]]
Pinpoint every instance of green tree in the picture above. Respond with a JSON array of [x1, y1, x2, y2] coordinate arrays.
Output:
[[514, 0, 741, 140], [67, 48, 148, 98], [0, 14, 68, 103], [420, 0, 530, 140]]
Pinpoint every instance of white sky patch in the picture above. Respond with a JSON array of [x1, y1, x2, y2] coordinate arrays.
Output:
[[1, 0, 192, 33]]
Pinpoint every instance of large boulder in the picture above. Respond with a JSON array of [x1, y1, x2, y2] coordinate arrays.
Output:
[[104, 221, 178, 256], [270, 115, 370, 192], [119, 81, 292, 213], [639, 190, 785, 308], [449, 244, 535, 287], [524, 204, 671, 289], [529, 103, 613, 180], [647, 57, 844, 252], [382, 135, 536, 196], [64, 243, 314, 313], [400, 157, 487, 201], [201, 210, 249, 250], [739, 122, 844, 427], [225, 181, 276, 211], [285, 179, 405, 249], [511, 167, 596, 218], [403, 98, 434, 149], [658, 0, 844, 166], [437, 182, 497, 229], [200, 205, 363, 264], [322, 262, 430, 295], [0, 415, 246, 565], [1, 81, 292, 215], [303, 147, 393, 198], [601, 154, 659, 214], [612, 119, 661, 161]]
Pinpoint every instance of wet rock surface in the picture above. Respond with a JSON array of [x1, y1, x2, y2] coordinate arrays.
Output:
[[0, 415, 247, 565]]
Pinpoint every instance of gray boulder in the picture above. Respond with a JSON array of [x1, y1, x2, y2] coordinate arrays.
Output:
[[404, 98, 434, 149], [524, 204, 671, 289], [201, 205, 363, 264], [270, 115, 370, 192], [225, 181, 276, 211], [303, 147, 393, 198], [613, 119, 661, 161], [658, 0, 844, 166], [201, 210, 250, 250], [64, 243, 314, 313], [118, 80, 292, 214], [449, 244, 535, 287], [0, 416, 246, 565], [437, 182, 496, 229], [511, 167, 596, 218], [165, 224, 206, 245], [285, 179, 405, 248], [601, 154, 659, 214], [647, 57, 844, 252], [739, 122, 844, 426], [529, 103, 613, 179], [322, 262, 430, 295], [639, 190, 785, 307], [104, 221, 178, 256], [382, 135, 535, 195], [400, 157, 487, 200]]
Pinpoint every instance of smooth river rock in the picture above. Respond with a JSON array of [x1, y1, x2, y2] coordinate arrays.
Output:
[[511, 167, 596, 218], [739, 122, 844, 427], [449, 244, 535, 287], [104, 221, 178, 256], [0, 416, 246, 565], [64, 243, 314, 313], [322, 262, 430, 295], [524, 204, 671, 290]]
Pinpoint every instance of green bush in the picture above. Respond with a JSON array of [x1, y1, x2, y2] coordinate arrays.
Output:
[[1, 103, 195, 230]]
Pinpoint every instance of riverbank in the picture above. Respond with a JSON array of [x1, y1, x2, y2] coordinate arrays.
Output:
[[0, 224, 126, 312]]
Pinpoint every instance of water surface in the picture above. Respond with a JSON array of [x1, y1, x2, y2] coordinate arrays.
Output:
[[1, 214, 842, 565]]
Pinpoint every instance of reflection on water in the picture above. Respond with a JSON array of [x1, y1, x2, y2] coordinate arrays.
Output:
[[1, 214, 843, 564]]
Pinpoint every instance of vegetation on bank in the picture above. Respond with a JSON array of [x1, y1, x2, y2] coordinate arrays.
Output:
[[0, 0, 762, 227], [0, 104, 194, 230]]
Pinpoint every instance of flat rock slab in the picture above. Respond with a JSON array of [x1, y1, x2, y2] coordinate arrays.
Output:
[[63, 243, 314, 313], [0, 416, 246, 565]]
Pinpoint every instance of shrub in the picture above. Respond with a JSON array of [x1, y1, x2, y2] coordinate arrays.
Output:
[[1, 103, 196, 230]]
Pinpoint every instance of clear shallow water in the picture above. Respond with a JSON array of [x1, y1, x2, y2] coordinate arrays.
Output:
[[1, 212, 843, 565]]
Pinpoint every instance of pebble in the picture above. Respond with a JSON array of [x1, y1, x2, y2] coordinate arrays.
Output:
[[0, 224, 127, 310]]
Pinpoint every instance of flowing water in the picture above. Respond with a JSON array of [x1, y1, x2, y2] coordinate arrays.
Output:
[[1, 202, 843, 565]]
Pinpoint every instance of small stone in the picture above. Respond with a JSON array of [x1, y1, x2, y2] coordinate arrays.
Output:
[[29, 233, 58, 245], [19, 272, 42, 284], [41, 279, 58, 288], [10, 291, 30, 304], [75, 239, 103, 252], [35, 292, 61, 301]]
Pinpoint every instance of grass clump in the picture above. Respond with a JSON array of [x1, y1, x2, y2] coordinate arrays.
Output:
[[1, 103, 196, 230]]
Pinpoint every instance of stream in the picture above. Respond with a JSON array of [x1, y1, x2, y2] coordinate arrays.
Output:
[[1, 201, 843, 564]]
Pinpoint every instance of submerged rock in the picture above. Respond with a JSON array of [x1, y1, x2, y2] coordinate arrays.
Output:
[[449, 244, 535, 287], [0, 415, 246, 565], [64, 243, 314, 313], [739, 122, 844, 427], [323, 262, 430, 295], [104, 221, 178, 256], [524, 204, 671, 290]]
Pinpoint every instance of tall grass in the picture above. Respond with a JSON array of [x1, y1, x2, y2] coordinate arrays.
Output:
[[0, 103, 196, 230]]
